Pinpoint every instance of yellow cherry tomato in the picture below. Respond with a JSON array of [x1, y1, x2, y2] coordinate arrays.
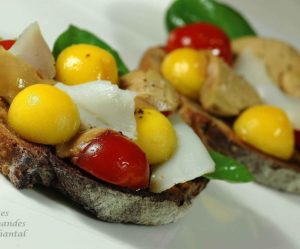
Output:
[[233, 105, 294, 160], [56, 44, 118, 85], [161, 48, 207, 99], [135, 108, 177, 165], [8, 84, 80, 145]]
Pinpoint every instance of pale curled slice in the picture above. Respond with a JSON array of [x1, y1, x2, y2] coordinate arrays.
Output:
[[56, 81, 137, 139], [234, 49, 300, 129], [232, 37, 300, 98], [200, 55, 261, 116], [150, 115, 214, 193], [10, 22, 56, 79]]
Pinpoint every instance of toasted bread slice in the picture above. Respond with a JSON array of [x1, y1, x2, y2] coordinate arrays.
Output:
[[0, 98, 208, 225], [179, 97, 300, 194], [139, 47, 300, 194]]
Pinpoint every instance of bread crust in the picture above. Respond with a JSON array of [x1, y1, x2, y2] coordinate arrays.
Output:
[[0, 98, 208, 225], [179, 97, 300, 194]]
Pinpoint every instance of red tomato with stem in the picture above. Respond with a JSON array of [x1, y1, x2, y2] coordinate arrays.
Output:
[[0, 40, 15, 50], [165, 23, 233, 64], [75, 130, 149, 190]]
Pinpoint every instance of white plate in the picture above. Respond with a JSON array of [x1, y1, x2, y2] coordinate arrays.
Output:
[[0, 0, 300, 248]]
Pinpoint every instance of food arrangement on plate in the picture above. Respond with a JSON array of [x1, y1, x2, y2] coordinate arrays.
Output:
[[0, 0, 298, 227], [139, 0, 300, 194]]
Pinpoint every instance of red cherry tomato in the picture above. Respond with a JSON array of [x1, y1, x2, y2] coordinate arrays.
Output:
[[75, 130, 149, 190], [165, 23, 233, 64], [294, 130, 300, 150], [0, 40, 15, 50]]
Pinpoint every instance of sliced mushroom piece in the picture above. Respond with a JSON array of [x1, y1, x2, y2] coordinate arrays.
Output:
[[139, 47, 166, 72], [120, 69, 179, 112], [200, 55, 261, 116], [56, 128, 105, 158], [0, 48, 49, 103]]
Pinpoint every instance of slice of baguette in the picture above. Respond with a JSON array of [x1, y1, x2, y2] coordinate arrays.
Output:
[[179, 97, 300, 194], [139, 46, 300, 194], [0, 98, 208, 225]]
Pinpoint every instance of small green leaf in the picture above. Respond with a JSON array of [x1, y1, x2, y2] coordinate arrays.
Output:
[[53, 25, 129, 76], [206, 150, 254, 183], [166, 0, 256, 40]]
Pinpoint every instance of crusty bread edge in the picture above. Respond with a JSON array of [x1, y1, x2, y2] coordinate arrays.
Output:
[[50, 155, 208, 225], [0, 98, 208, 225], [179, 97, 300, 194]]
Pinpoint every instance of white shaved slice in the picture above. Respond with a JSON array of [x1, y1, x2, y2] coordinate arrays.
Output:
[[150, 115, 215, 193], [56, 81, 137, 139], [234, 50, 300, 129], [9, 22, 55, 79], [234, 49, 275, 86]]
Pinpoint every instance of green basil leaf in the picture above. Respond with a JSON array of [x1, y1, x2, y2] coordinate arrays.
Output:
[[166, 0, 256, 39], [206, 150, 254, 182], [53, 25, 129, 76]]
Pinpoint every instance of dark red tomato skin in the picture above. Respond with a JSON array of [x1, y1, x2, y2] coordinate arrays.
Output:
[[75, 130, 149, 190], [294, 130, 300, 150], [0, 40, 15, 50], [165, 23, 233, 64], [161, 111, 173, 117]]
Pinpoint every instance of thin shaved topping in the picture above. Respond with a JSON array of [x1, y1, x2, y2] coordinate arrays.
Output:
[[55, 81, 137, 139], [234, 50, 300, 129], [10, 22, 55, 79], [150, 115, 215, 193]]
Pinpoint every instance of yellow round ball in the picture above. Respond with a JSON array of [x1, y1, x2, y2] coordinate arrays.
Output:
[[135, 108, 177, 165], [56, 44, 118, 85], [161, 48, 207, 99], [233, 105, 294, 160], [8, 84, 80, 145]]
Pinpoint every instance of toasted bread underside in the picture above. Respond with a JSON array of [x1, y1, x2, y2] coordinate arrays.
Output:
[[0, 98, 208, 225], [179, 97, 300, 194]]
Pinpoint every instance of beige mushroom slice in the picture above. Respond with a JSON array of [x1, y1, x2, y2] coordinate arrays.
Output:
[[200, 54, 261, 116], [137, 46, 261, 116], [120, 69, 179, 112], [0, 48, 48, 103], [232, 37, 300, 98], [56, 128, 105, 158], [139, 47, 166, 72]]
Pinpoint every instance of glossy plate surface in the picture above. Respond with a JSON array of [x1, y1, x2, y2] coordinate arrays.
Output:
[[0, 0, 300, 248]]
